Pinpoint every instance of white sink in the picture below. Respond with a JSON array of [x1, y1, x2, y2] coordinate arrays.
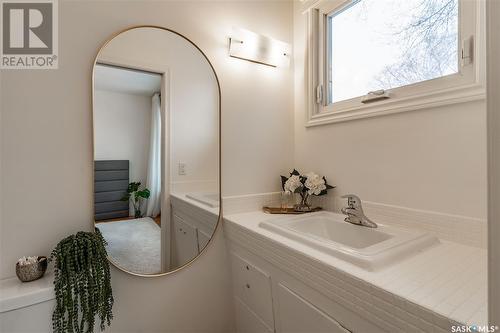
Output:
[[259, 211, 439, 271], [186, 192, 219, 207]]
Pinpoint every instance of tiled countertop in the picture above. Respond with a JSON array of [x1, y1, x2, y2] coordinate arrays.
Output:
[[170, 192, 219, 216], [223, 211, 488, 331]]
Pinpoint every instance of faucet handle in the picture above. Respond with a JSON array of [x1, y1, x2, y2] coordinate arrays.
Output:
[[341, 194, 362, 208]]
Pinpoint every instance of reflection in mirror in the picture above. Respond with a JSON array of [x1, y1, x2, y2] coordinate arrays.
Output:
[[93, 27, 220, 276]]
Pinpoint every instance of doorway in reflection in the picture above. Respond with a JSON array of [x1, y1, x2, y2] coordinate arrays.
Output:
[[94, 64, 164, 275]]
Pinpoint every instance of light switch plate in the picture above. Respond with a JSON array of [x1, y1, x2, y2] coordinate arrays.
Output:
[[178, 162, 186, 176]]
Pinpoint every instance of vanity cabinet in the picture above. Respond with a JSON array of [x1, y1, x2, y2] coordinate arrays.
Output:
[[172, 215, 199, 267], [235, 297, 273, 333], [230, 253, 274, 330], [275, 284, 350, 333], [228, 245, 384, 333], [170, 195, 218, 268]]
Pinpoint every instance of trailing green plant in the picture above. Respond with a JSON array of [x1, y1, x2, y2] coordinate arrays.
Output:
[[51, 229, 114, 333], [121, 181, 150, 218]]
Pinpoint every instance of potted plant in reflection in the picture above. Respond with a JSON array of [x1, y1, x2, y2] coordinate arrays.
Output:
[[121, 182, 151, 218], [281, 169, 335, 212]]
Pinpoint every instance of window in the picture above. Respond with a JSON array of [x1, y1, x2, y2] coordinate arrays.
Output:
[[327, 0, 459, 104], [306, 0, 485, 125]]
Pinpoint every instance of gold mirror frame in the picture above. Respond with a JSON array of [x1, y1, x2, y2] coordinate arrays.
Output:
[[91, 25, 222, 277]]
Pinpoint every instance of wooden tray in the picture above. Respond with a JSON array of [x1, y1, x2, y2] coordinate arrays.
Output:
[[262, 206, 322, 214]]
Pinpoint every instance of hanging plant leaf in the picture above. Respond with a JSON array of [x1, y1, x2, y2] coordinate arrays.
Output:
[[51, 229, 113, 333]]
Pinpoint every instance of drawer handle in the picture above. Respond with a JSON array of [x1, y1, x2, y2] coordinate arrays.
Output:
[[246, 283, 250, 289]]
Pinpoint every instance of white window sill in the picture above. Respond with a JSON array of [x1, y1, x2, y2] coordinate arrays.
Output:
[[306, 83, 486, 127]]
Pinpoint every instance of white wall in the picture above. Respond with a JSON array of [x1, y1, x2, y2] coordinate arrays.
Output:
[[293, 2, 487, 220], [0, 1, 294, 332], [94, 89, 151, 186]]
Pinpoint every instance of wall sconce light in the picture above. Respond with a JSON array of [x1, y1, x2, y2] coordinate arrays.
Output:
[[229, 27, 291, 68]]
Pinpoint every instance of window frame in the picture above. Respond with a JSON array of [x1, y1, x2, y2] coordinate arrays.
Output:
[[304, 0, 486, 126]]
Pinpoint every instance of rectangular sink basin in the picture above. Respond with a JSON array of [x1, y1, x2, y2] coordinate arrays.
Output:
[[259, 212, 439, 271]]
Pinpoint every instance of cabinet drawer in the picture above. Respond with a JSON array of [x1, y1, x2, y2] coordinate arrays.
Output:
[[276, 283, 351, 333], [235, 297, 273, 333], [230, 253, 274, 329], [173, 214, 199, 267]]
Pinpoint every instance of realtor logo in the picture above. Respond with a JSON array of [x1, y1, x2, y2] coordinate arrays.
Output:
[[1, 0, 58, 69]]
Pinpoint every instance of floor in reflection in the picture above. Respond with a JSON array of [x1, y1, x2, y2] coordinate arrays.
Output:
[[96, 217, 161, 274]]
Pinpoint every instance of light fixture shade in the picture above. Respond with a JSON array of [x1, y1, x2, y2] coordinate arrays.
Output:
[[229, 27, 291, 68]]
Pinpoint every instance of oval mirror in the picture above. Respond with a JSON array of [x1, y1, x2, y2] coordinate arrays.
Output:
[[92, 26, 220, 276]]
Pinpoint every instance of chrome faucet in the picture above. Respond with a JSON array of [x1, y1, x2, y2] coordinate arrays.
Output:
[[341, 194, 377, 228]]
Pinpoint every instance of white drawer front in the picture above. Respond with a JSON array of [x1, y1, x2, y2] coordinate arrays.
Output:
[[235, 297, 273, 333], [230, 253, 274, 329], [173, 214, 199, 267], [277, 283, 351, 333]]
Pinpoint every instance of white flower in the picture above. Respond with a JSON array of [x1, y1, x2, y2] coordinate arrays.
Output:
[[284, 175, 302, 193], [304, 172, 326, 195]]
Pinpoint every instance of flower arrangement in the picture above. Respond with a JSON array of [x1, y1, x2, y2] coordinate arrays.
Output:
[[281, 169, 335, 211]]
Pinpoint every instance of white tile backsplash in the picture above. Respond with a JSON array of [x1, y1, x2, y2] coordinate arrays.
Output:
[[225, 192, 486, 248]]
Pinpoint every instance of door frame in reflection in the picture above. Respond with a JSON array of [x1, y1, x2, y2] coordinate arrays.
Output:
[[95, 60, 169, 273], [91, 26, 221, 277]]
